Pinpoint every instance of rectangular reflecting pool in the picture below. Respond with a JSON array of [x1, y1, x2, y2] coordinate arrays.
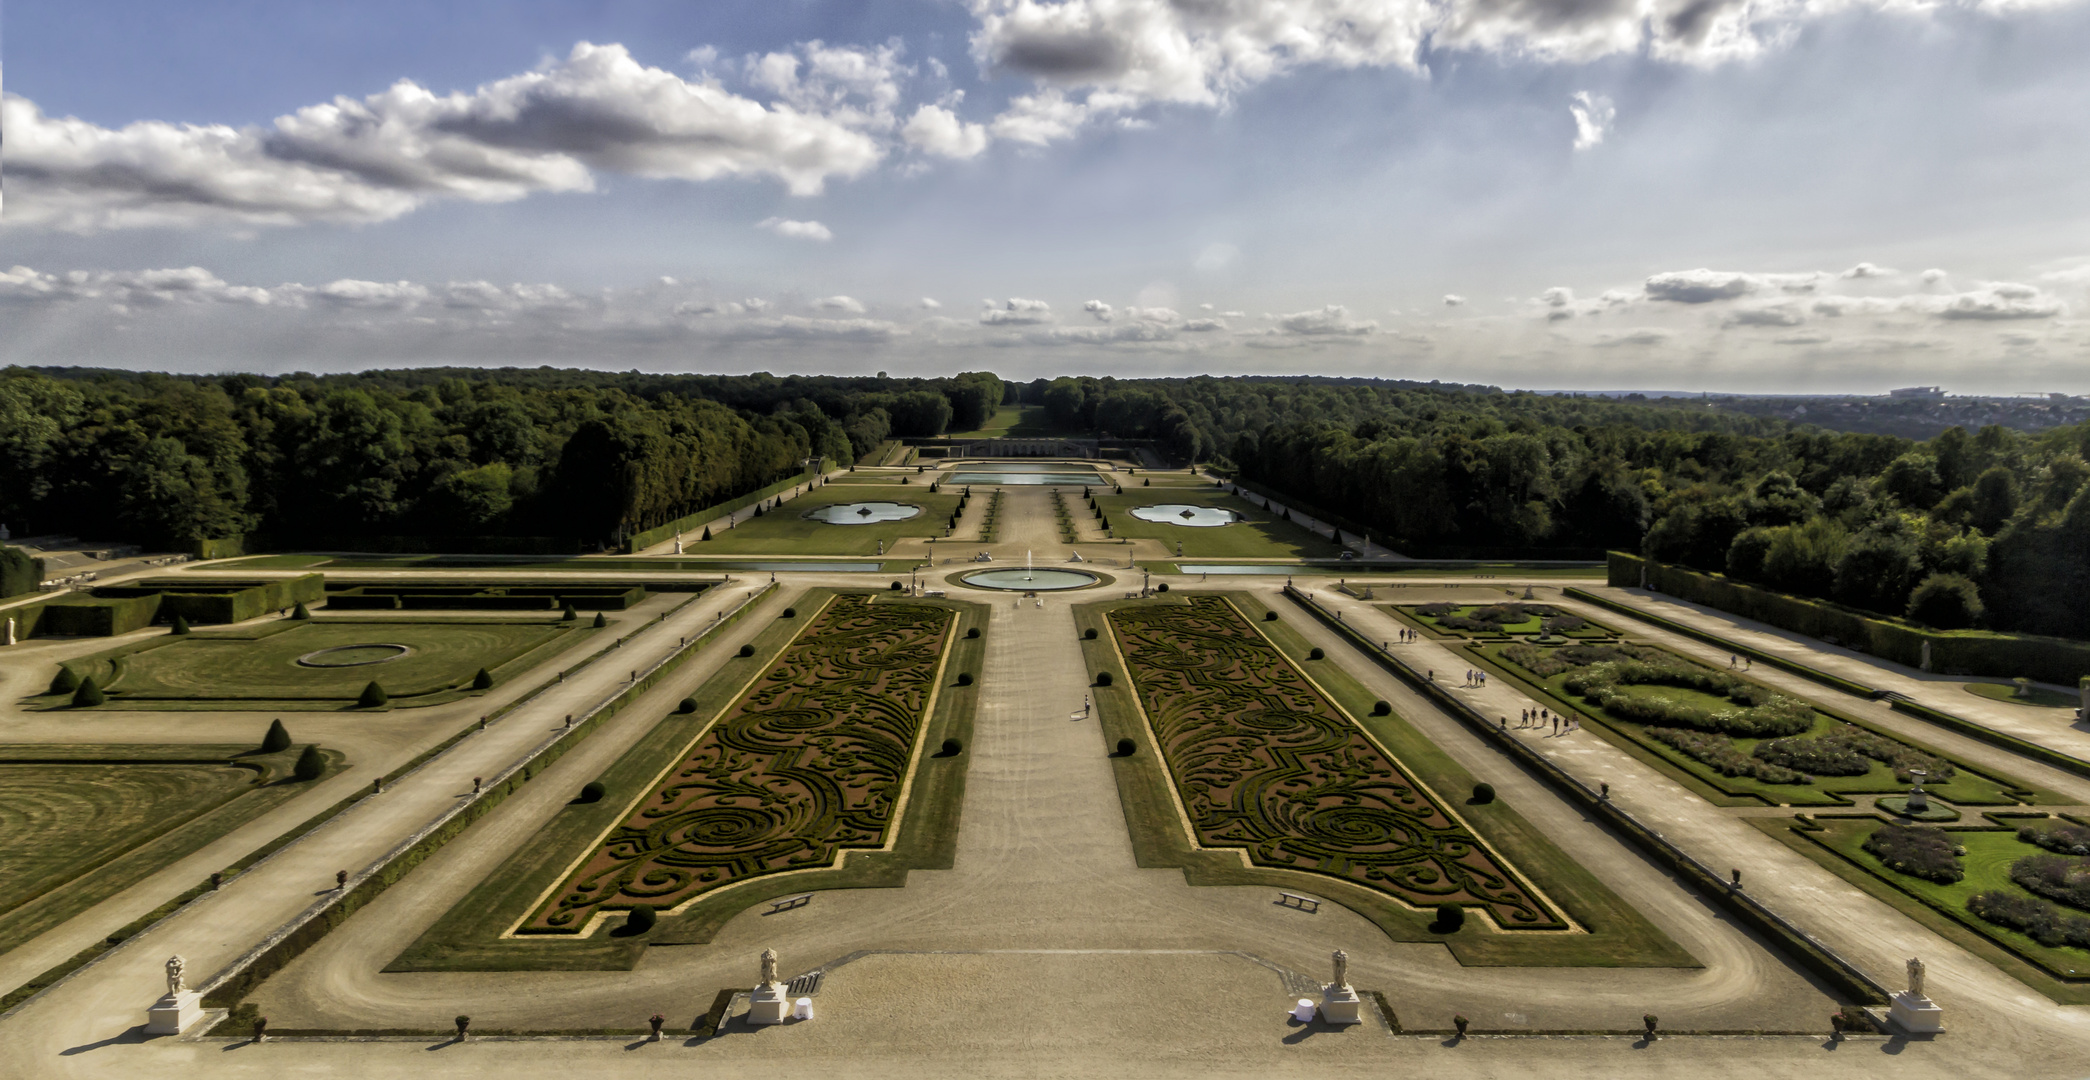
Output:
[[949, 471, 1107, 486]]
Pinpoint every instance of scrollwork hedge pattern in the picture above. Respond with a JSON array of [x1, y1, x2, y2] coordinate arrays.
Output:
[[1110, 596, 1561, 929]]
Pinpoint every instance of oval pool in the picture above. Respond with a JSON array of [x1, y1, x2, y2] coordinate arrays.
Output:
[[960, 568, 1100, 591], [803, 501, 923, 524], [1129, 504, 1239, 527]]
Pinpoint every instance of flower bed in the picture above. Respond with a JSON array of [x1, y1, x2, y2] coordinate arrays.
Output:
[[1862, 824, 1964, 884]]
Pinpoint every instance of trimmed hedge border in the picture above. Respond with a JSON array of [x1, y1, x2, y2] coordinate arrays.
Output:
[[1565, 587, 2090, 785], [623, 461, 832, 553], [1608, 552, 2090, 685], [1284, 585, 1891, 1006], [197, 582, 778, 1016]]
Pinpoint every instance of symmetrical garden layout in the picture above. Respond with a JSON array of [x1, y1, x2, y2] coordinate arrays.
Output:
[[1108, 595, 1563, 930], [524, 593, 955, 934]]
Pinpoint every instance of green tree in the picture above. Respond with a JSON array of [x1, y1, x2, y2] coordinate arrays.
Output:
[[261, 718, 293, 753], [1908, 573, 1984, 629]]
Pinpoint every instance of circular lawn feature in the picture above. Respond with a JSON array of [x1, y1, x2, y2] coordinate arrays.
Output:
[[296, 644, 412, 668], [1128, 504, 1239, 527], [960, 568, 1099, 591], [803, 501, 923, 524]]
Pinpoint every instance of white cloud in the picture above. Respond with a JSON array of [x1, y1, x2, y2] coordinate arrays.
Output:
[[987, 89, 1092, 145], [746, 40, 909, 132], [1083, 299, 1115, 321], [1644, 268, 1823, 303], [316, 279, 432, 309], [1921, 268, 1949, 286], [1443, 294, 1466, 306], [5, 41, 883, 232], [981, 297, 1055, 324], [1569, 92, 1615, 151], [919, 297, 943, 309], [1725, 304, 1807, 327], [813, 294, 867, 313], [1841, 261, 1896, 279], [1182, 317, 1227, 331], [758, 217, 835, 241], [1595, 329, 1673, 347], [1126, 306, 1178, 323], [1933, 282, 2063, 320], [903, 104, 991, 158], [1271, 304, 1376, 335]]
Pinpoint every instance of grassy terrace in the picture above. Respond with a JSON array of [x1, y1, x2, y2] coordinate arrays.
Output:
[[1075, 590, 1691, 968], [388, 587, 986, 971], [680, 483, 959, 555], [1397, 605, 2046, 809], [1092, 488, 1344, 560], [40, 616, 591, 711], [943, 405, 1079, 440], [0, 743, 343, 953], [1763, 814, 2090, 999]]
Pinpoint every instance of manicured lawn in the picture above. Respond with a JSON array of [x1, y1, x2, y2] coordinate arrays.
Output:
[[0, 744, 341, 952], [944, 405, 1081, 440], [1964, 681, 2078, 710], [1074, 591, 1693, 968], [1397, 603, 1617, 638], [1472, 638, 2039, 808], [687, 484, 959, 555], [388, 588, 988, 971], [1803, 817, 2090, 982], [1093, 490, 1343, 559], [46, 617, 584, 709]]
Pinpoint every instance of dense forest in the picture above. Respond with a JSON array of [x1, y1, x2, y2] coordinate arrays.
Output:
[[6, 365, 2088, 640], [0, 367, 1001, 548]]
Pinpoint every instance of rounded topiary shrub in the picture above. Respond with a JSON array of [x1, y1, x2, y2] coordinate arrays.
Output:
[[623, 905, 656, 934], [782, 607, 797, 618], [1264, 611, 1278, 622], [737, 644, 756, 658], [956, 673, 974, 686], [358, 680, 390, 708], [1434, 902, 1465, 932], [1470, 782, 1496, 804], [1308, 647, 1325, 660], [678, 696, 698, 713], [1371, 700, 1391, 716], [1095, 671, 1113, 687], [171, 615, 190, 635], [293, 744, 326, 782], [966, 627, 980, 639], [592, 612, 608, 628], [1083, 627, 1098, 640], [471, 668, 494, 691], [73, 676, 105, 708], [939, 738, 963, 757], [261, 718, 293, 753], [1155, 583, 1169, 593], [891, 580, 904, 591], [577, 781, 606, 803], [1115, 738, 1136, 757], [49, 667, 80, 696]]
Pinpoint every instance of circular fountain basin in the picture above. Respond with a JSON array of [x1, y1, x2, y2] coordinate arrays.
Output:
[[297, 644, 411, 668], [803, 501, 923, 524], [1129, 504, 1239, 527], [960, 568, 1100, 591]]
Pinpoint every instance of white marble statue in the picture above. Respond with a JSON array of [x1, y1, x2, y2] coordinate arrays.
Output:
[[1331, 949, 1350, 990], [165, 955, 186, 996], [1907, 957, 1926, 999], [760, 947, 780, 987]]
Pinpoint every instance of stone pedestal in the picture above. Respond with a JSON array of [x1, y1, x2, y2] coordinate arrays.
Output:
[[747, 982, 791, 1025], [1319, 984, 1363, 1025], [146, 990, 204, 1035], [1889, 991, 1944, 1034]]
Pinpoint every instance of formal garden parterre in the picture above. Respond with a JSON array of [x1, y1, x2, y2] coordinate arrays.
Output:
[[1401, 602, 2045, 809], [34, 615, 599, 711]]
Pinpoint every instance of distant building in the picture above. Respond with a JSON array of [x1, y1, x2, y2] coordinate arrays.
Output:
[[1888, 386, 1946, 400]]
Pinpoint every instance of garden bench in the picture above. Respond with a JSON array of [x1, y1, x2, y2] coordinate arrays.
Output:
[[1275, 892, 1319, 913], [768, 894, 812, 914]]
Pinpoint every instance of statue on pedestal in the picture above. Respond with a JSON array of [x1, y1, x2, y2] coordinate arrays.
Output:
[[1318, 947, 1362, 1024], [1330, 949, 1350, 991], [748, 947, 791, 1025], [1907, 957, 1926, 999], [760, 947, 780, 987], [165, 955, 186, 996]]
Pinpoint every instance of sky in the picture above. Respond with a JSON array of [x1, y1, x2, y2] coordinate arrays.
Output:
[[6, 0, 2090, 393]]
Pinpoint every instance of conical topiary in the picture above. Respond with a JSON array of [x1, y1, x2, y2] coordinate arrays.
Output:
[[560, 603, 577, 621], [472, 668, 493, 691], [291, 601, 310, 620], [73, 676, 105, 707], [358, 681, 389, 708], [49, 667, 80, 695], [700, 526, 711, 541], [171, 615, 191, 635], [592, 611, 607, 629], [261, 718, 293, 753], [293, 744, 325, 781]]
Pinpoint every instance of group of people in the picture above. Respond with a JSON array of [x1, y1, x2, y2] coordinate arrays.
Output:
[[1514, 706, 1577, 735], [1461, 669, 1489, 688], [1391, 628, 1418, 644], [1727, 654, 1753, 670]]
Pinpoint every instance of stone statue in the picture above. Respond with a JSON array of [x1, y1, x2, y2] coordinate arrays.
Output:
[[165, 955, 186, 996], [1330, 949, 1349, 990], [3, 617, 14, 647], [1907, 957, 1926, 999], [759, 948, 780, 987]]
